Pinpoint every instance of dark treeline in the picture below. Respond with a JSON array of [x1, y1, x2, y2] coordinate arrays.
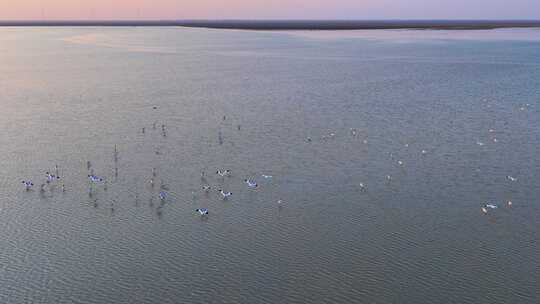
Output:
[[1, 20, 540, 30]]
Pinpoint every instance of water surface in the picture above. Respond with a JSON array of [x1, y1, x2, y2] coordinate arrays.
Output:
[[0, 27, 539, 303]]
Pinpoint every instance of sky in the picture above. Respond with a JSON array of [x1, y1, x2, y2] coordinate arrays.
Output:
[[0, 0, 539, 20]]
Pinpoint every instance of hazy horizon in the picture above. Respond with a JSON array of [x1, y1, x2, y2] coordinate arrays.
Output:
[[2, 18, 540, 21], [1, 0, 539, 20]]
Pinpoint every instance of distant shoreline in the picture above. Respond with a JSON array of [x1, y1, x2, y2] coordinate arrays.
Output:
[[1, 20, 540, 30]]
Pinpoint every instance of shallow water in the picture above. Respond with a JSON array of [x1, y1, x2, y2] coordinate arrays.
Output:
[[0, 27, 539, 303]]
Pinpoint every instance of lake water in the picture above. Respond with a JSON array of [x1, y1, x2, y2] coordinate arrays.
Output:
[[0, 27, 539, 303]]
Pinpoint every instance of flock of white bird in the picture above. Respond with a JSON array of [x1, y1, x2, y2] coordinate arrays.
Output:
[[19, 116, 283, 218], [21, 106, 524, 218]]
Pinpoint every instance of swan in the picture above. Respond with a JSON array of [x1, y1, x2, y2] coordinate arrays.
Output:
[[196, 208, 209, 215], [22, 181, 34, 190], [45, 172, 59, 183], [506, 176, 517, 182], [218, 189, 232, 198], [359, 183, 366, 191], [245, 179, 258, 188], [216, 170, 231, 177], [88, 175, 103, 182]]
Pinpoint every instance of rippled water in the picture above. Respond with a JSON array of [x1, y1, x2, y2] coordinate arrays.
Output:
[[0, 27, 539, 303]]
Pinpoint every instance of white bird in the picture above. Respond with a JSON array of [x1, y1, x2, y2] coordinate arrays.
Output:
[[218, 189, 232, 198], [476, 141, 484, 146], [22, 181, 34, 190], [45, 172, 59, 183], [261, 174, 273, 179], [507, 200, 513, 206], [196, 208, 209, 215], [359, 183, 366, 191], [481, 207, 488, 214], [397, 160, 404, 166], [421, 150, 427, 155], [245, 179, 258, 188], [506, 176, 518, 182], [216, 169, 231, 177], [485, 204, 498, 209], [88, 175, 103, 182]]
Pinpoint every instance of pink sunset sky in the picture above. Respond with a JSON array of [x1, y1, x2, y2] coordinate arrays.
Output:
[[0, 0, 539, 20]]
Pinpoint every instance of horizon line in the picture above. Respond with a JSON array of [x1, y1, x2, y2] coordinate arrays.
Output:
[[1, 19, 540, 30]]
